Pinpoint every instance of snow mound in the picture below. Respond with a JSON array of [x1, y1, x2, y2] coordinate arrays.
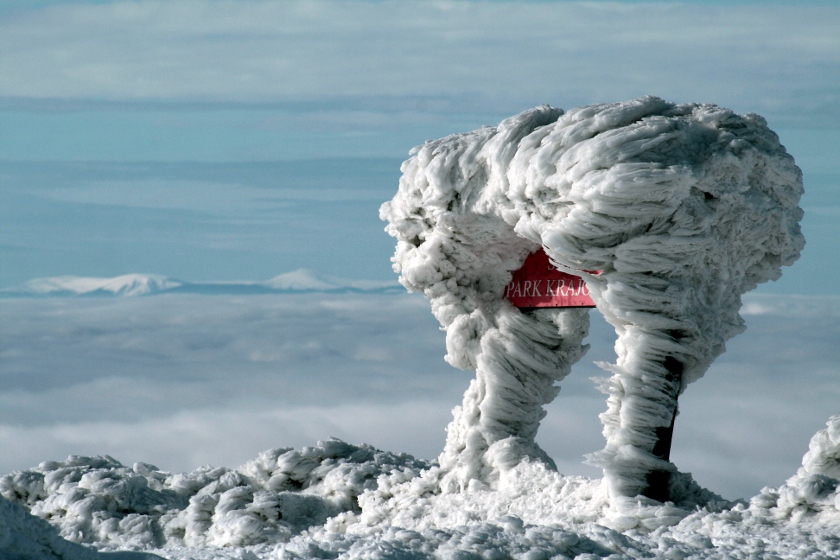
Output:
[[264, 269, 398, 292], [0, 495, 98, 560], [0, 496, 99, 560], [0, 440, 427, 552], [751, 415, 840, 524], [4, 429, 839, 559], [264, 269, 341, 291]]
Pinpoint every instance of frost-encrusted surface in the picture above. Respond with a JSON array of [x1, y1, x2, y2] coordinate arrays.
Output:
[[0, 440, 427, 553], [0, 494, 98, 560], [437, 307, 591, 491], [751, 415, 840, 524], [380, 96, 804, 497], [3, 430, 839, 559]]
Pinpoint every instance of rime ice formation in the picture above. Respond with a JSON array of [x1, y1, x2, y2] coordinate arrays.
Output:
[[3, 427, 839, 560], [381, 96, 804, 500], [751, 415, 840, 524], [0, 495, 98, 560], [438, 307, 591, 491], [0, 440, 426, 551], [0, 97, 818, 559]]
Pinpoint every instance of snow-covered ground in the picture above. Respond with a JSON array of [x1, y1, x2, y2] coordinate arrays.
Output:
[[3, 416, 839, 560]]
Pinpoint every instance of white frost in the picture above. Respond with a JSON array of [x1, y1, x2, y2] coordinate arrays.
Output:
[[751, 415, 840, 524], [3, 431, 839, 559], [380, 96, 804, 499], [1, 98, 825, 560], [0, 440, 425, 552], [0, 494, 98, 560]]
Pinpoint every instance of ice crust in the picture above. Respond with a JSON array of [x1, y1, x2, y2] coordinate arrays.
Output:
[[380, 96, 804, 498], [3, 424, 840, 559], [751, 415, 840, 524], [0, 440, 426, 552], [0, 494, 98, 560]]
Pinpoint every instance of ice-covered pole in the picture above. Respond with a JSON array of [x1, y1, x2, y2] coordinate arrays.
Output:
[[380, 105, 593, 488], [381, 96, 804, 501]]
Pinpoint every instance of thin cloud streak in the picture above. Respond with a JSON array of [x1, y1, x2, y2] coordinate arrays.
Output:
[[1, 1, 838, 124]]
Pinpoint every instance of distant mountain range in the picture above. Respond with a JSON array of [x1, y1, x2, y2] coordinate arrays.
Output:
[[0, 270, 403, 298]]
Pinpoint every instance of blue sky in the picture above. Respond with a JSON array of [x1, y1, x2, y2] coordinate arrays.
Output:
[[0, 1, 839, 502]]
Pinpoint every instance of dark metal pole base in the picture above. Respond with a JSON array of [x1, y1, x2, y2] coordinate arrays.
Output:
[[641, 355, 681, 502], [644, 470, 672, 502]]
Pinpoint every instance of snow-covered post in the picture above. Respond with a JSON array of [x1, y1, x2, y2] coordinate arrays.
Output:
[[436, 306, 591, 489], [381, 105, 593, 490], [382, 97, 804, 501]]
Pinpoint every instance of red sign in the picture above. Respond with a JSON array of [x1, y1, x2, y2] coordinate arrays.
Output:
[[505, 249, 596, 309]]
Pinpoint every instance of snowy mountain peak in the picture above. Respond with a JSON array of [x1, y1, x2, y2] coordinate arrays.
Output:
[[264, 269, 340, 291], [7, 274, 183, 297], [1, 270, 401, 298]]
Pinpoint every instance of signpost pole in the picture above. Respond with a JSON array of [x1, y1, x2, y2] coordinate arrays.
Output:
[[506, 248, 687, 503], [643, 356, 682, 502]]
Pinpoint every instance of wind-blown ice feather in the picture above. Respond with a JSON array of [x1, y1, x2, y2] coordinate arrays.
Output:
[[381, 96, 804, 499], [751, 415, 840, 523]]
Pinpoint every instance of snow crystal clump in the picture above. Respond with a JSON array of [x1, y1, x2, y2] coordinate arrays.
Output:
[[3, 427, 840, 559], [750, 415, 840, 524], [0, 439, 427, 552], [381, 96, 804, 500]]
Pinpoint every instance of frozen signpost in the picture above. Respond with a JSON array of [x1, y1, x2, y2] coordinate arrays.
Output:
[[381, 96, 804, 502]]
